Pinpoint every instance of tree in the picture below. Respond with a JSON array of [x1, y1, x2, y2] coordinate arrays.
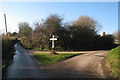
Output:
[[43, 14, 63, 36], [43, 14, 64, 50], [32, 22, 47, 50], [18, 22, 32, 49], [18, 22, 32, 38], [72, 16, 102, 33], [68, 16, 102, 50], [32, 14, 71, 51]]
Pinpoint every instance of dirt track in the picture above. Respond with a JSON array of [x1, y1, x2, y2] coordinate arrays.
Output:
[[6, 43, 112, 78]]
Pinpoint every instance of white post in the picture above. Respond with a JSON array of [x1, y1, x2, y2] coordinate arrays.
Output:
[[52, 40, 54, 48], [50, 35, 57, 49]]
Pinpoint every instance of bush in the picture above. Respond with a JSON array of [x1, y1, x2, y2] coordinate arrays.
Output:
[[20, 37, 33, 49], [96, 35, 115, 50]]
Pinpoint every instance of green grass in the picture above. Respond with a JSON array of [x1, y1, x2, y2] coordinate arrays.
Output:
[[33, 53, 82, 64], [33, 48, 50, 51], [106, 45, 120, 78]]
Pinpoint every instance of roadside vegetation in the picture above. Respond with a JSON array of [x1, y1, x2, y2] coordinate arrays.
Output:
[[106, 45, 120, 78], [2, 35, 17, 77], [16, 14, 117, 51], [33, 53, 81, 64]]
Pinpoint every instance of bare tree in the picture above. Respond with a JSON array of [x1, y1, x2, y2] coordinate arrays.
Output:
[[18, 22, 32, 38], [44, 14, 63, 36], [18, 22, 32, 48], [72, 16, 102, 32]]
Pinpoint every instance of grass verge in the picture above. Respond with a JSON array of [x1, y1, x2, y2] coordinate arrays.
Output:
[[105, 45, 120, 78], [33, 53, 82, 64]]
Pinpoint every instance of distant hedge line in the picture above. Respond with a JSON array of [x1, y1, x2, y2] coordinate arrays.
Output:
[[19, 33, 117, 51]]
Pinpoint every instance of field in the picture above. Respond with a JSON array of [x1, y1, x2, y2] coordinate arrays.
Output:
[[106, 45, 120, 78], [33, 53, 82, 64]]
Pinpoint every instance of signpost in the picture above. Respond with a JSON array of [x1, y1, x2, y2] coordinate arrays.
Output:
[[50, 35, 57, 54]]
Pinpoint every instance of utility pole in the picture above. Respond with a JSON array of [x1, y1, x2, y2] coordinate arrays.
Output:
[[4, 14, 7, 35]]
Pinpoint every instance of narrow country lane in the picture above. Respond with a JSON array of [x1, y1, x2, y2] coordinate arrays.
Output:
[[6, 43, 111, 78], [6, 43, 46, 78]]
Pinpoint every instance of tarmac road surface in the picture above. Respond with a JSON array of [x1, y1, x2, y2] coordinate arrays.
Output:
[[6, 43, 112, 78]]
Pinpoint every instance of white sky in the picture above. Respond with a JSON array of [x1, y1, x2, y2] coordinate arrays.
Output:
[[0, 13, 19, 34]]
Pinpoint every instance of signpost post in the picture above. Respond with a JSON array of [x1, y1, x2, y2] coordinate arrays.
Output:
[[50, 35, 57, 54]]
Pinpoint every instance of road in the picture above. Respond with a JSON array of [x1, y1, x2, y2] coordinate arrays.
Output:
[[6, 43, 112, 78]]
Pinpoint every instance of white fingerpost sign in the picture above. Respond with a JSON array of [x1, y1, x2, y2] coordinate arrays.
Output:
[[50, 35, 57, 49]]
